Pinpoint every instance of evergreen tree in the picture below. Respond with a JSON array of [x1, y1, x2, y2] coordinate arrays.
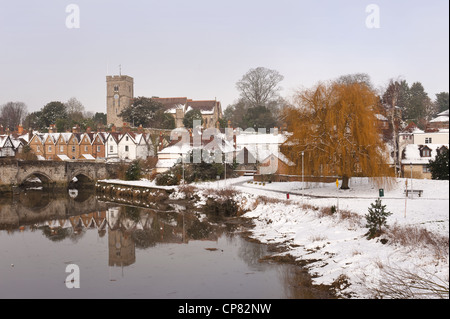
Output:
[[125, 160, 142, 181], [428, 148, 449, 180], [434, 92, 449, 114], [119, 97, 164, 127], [183, 109, 203, 129], [406, 82, 432, 125], [365, 198, 392, 239]]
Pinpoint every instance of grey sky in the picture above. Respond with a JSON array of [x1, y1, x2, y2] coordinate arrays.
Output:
[[0, 0, 448, 115]]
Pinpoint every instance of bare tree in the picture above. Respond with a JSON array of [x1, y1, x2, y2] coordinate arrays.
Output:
[[64, 97, 85, 122], [236, 67, 284, 108], [0, 101, 28, 131]]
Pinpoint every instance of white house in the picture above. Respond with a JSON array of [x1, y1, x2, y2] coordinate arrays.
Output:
[[234, 129, 288, 163], [117, 132, 149, 161], [413, 129, 449, 145], [401, 143, 448, 179], [0, 135, 15, 157], [105, 132, 120, 161]]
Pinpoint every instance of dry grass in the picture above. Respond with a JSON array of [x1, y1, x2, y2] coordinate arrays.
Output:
[[369, 264, 449, 299], [387, 224, 449, 260]]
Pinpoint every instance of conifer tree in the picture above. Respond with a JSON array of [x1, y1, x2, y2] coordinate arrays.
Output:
[[365, 198, 392, 239]]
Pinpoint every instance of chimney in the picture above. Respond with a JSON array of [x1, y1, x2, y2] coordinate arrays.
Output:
[[121, 122, 129, 134], [72, 124, 80, 133], [49, 124, 57, 133], [0, 125, 4, 135], [18, 124, 24, 135], [111, 125, 116, 133], [86, 127, 92, 133], [137, 124, 144, 134]]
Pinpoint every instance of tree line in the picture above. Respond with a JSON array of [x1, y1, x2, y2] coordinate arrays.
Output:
[[0, 98, 107, 133]]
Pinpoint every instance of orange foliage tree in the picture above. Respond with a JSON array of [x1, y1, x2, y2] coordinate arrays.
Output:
[[281, 81, 393, 189]]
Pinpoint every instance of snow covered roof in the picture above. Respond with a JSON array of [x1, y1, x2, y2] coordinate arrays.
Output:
[[437, 109, 449, 117], [81, 154, 95, 160], [402, 144, 449, 165], [375, 114, 388, 121], [57, 154, 71, 161], [158, 143, 193, 155], [430, 115, 449, 123], [235, 132, 287, 145]]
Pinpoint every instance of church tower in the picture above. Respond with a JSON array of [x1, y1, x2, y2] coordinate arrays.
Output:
[[106, 75, 134, 127]]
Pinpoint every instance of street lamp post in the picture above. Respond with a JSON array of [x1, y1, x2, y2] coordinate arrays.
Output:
[[410, 162, 413, 199], [301, 151, 304, 200]]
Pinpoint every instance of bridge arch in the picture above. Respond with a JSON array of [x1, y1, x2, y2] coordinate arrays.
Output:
[[19, 172, 54, 189], [69, 169, 96, 188]]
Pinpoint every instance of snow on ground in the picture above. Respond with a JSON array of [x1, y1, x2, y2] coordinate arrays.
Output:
[[190, 176, 449, 298], [103, 175, 448, 298]]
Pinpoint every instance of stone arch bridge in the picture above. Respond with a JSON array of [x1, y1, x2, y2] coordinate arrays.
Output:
[[0, 159, 119, 192]]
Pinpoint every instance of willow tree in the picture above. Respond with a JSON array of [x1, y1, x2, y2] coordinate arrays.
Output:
[[282, 81, 393, 189]]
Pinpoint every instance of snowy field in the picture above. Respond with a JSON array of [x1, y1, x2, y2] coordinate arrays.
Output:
[[190, 176, 449, 299]]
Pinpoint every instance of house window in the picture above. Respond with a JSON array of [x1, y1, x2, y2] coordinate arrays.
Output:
[[48, 146, 52, 152], [422, 148, 431, 157], [125, 146, 129, 152], [425, 137, 432, 144], [126, 136, 129, 142], [72, 146, 76, 152], [423, 165, 431, 173], [37, 146, 40, 152], [60, 146, 64, 152], [110, 146, 113, 152], [97, 146, 101, 152]]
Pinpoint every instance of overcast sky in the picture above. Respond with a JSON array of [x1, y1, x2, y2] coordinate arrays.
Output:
[[0, 0, 448, 115]]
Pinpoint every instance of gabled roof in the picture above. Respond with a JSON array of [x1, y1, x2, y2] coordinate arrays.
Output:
[[260, 152, 296, 166]]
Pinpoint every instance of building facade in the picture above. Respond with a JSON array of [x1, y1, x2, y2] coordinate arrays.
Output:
[[106, 75, 134, 128]]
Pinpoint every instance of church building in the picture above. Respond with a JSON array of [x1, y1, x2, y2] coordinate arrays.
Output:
[[106, 75, 222, 129]]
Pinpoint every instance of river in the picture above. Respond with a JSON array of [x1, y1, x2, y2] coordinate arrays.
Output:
[[0, 188, 333, 299]]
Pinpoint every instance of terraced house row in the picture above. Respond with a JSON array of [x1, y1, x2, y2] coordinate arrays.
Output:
[[27, 126, 154, 161]]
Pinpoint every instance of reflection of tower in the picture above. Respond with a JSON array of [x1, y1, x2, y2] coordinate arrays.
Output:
[[108, 228, 136, 268], [106, 75, 134, 127]]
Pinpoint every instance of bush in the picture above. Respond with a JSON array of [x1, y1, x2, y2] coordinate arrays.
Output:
[[365, 198, 392, 239], [202, 197, 238, 219], [125, 160, 142, 181]]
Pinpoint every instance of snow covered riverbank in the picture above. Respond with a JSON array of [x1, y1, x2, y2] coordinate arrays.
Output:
[[192, 176, 449, 299]]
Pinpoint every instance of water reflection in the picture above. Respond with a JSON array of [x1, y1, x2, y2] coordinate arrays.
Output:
[[0, 189, 333, 299]]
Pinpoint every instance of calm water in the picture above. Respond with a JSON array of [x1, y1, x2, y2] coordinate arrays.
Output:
[[0, 189, 330, 299]]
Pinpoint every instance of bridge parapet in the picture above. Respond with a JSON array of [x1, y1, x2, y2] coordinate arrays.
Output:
[[0, 159, 119, 193]]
